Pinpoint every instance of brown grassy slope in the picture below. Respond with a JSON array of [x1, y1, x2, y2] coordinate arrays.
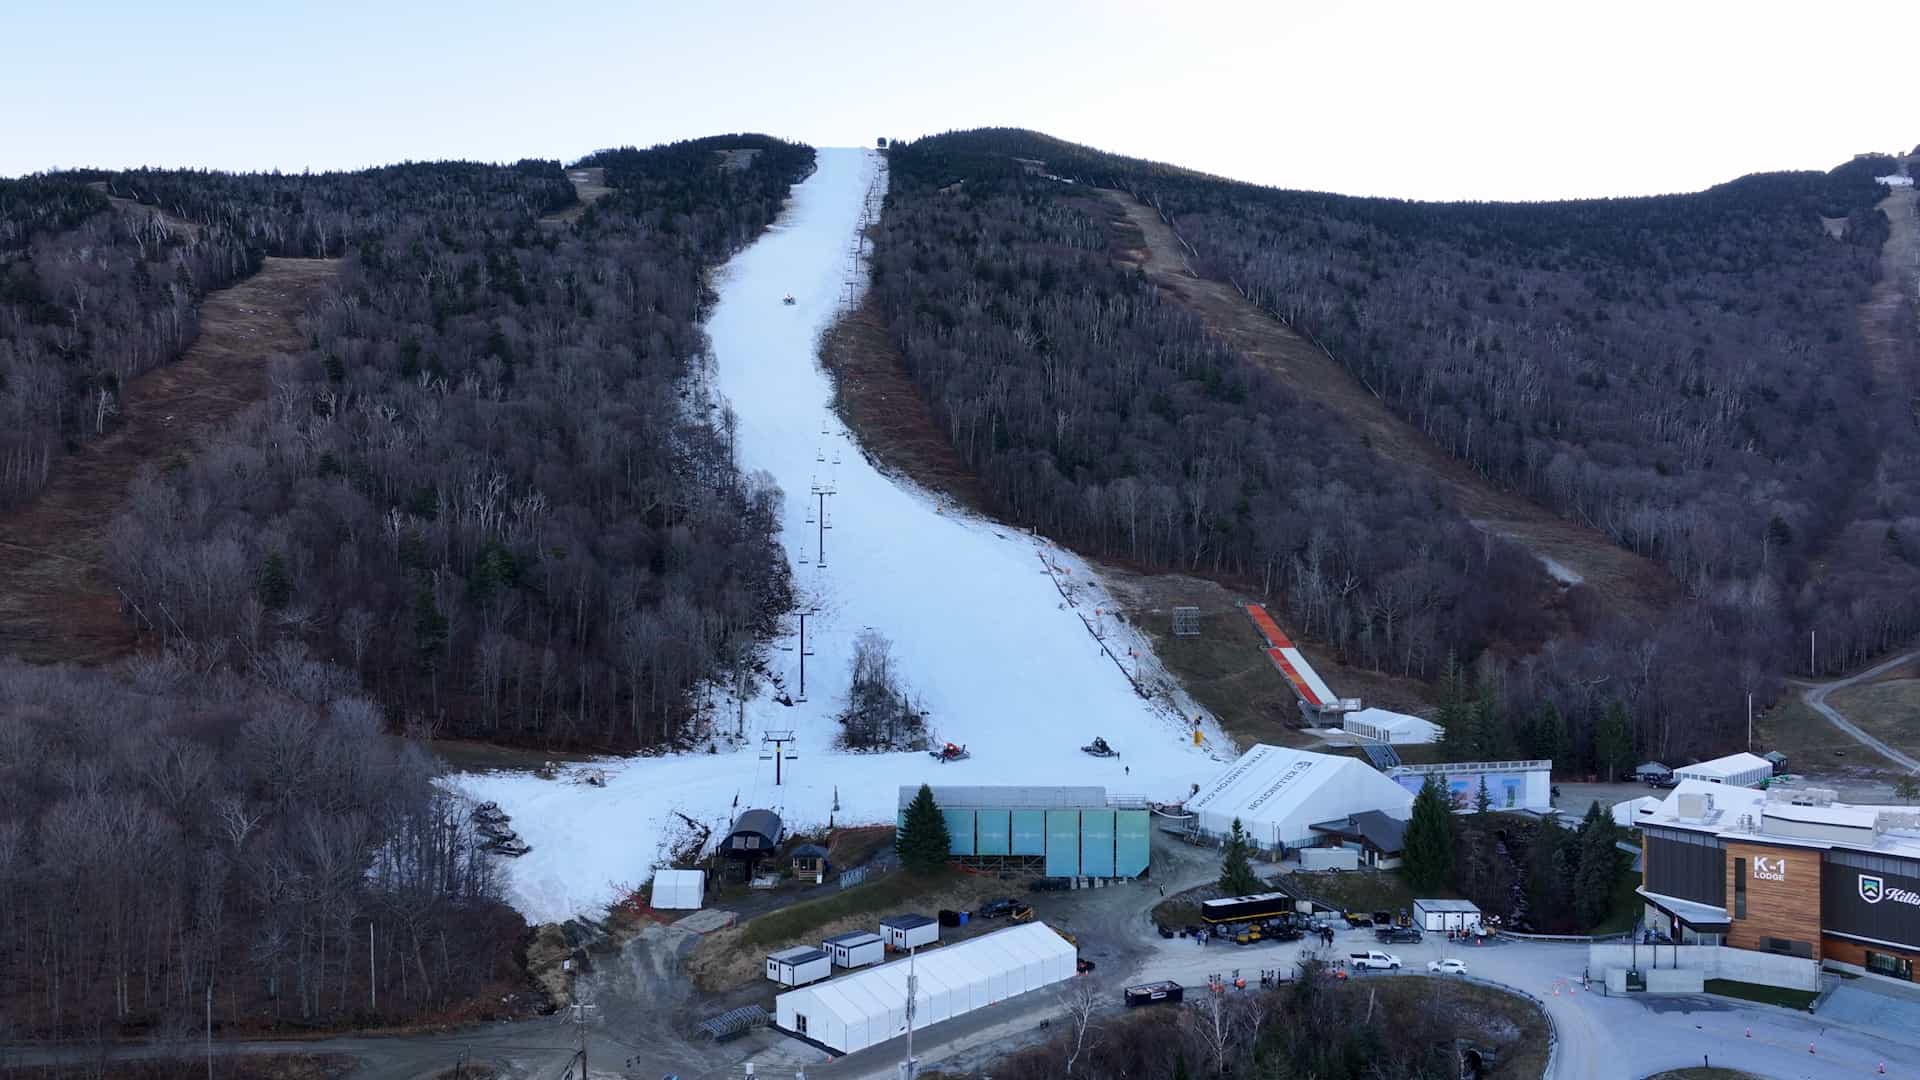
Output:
[[1103, 192, 1678, 620], [0, 257, 338, 663]]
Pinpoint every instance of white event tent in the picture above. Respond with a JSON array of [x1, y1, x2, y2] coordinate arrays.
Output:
[[1187, 744, 1414, 852], [774, 921, 1076, 1053]]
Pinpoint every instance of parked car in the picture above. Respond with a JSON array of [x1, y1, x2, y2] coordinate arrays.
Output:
[[980, 898, 1021, 919], [1347, 951, 1401, 970], [1376, 927, 1423, 944], [1428, 958, 1469, 976]]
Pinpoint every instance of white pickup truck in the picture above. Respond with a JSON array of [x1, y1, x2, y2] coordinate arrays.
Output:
[[1347, 950, 1401, 970]]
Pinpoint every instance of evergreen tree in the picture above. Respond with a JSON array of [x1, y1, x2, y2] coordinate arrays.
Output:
[[412, 582, 447, 671], [1402, 775, 1456, 891], [1475, 776, 1492, 816], [1533, 700, 1569, 766], [1574, 803, 1624, 928], [1526, 821, 1574, 930], [256, 552, 291, 611], [897, 783, 952, 876], [1218, 817, 1260, 896], [1595, 701, 1633, 781]]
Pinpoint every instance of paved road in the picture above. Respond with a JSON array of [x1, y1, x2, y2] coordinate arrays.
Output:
[[1802, 650, 1920, 774]]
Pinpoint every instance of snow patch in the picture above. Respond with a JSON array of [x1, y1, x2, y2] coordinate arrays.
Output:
[[1540, 557, 1585, 586], [1878, 175, 1914, 187], [449, 149, 1229, 924]]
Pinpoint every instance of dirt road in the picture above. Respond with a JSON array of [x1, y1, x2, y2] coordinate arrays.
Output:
[[0, 255, 337, 663], [1803, 650, 1920, 774], [1103, 192, 1678, 618]]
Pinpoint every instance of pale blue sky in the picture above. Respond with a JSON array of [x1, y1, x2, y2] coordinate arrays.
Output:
[[4, 0, 1913, 200]]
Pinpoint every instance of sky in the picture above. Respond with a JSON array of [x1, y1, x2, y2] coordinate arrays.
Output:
[[4, 0, 1914, 201]]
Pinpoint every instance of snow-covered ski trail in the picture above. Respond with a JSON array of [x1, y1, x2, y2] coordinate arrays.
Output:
[[454, 148, 1227, 924]]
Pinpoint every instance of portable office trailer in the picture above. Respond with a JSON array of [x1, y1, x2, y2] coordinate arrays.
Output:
[[1299, 847, 1360, 871], [822, 931, 884, 969], [1412, 898, 1482, 932], [766, 946, 831, 987], [880, 913, 940, 950]]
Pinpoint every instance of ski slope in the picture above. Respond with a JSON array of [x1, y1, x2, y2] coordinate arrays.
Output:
[[453, 148, 1228, 924]]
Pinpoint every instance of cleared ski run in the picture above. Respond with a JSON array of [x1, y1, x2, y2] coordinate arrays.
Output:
[[454, 148, 1227, 924]]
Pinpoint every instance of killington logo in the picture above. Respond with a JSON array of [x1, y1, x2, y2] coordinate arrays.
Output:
[[1859, 874, 1920, 907]]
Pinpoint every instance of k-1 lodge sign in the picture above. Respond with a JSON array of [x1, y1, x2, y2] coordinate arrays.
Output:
[[1752, 855, 1787, 882]]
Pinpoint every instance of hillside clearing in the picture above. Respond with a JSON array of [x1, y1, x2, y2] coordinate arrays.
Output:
[[1103, 191, 1678, 620], [0, 256, 337, 663]]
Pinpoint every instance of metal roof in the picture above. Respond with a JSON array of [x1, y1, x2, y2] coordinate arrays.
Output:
[[1413, 898, 1481, 913], [881, 913, 936, 929], [769, 946, 827, 964], [897, 785, 1109, 811], [729, 809, 783, 841], [824, 931, 883, 946], [790, 843, 829, 858], [1309, 810, 1407, 853]]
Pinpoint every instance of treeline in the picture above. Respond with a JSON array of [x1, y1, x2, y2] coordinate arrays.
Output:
[[0, 657, 519, 1039], [0, 176, 256, 505], [870, 140, 1555, 681], [98, 137, 813, 749], [980, 970, 1539, 1079], [871, 136, 1790, 766]]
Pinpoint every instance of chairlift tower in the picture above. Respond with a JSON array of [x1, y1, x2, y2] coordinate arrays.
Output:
[[810, 481, 836, 568], [761, 730, 798, 786], [779, 608, 817, 700]]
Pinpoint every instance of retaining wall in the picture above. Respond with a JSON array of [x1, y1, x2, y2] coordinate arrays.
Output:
[[1587, 943, 1818, 991]]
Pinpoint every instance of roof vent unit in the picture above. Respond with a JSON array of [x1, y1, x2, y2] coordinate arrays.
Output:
[[1676, 793, 1706, 821], [1878, 810, 1920, 833]]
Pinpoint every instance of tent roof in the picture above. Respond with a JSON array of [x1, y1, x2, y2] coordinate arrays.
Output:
[[1343, 708, 1440, 735], [654, 868, 703, 883], [778, 922, 1075, 1029], [1674, 752, 1771, 779], [1188, 744, 1412, 833]]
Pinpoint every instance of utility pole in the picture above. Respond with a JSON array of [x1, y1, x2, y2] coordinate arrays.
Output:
[[901, 945, 919, 1080], [369, 921, 376, 1013], [570, 999, 597, 1080], [206, 979, 212, 1080], [762, 730, 797, 786], [1811, 630, 1817, 676], [1746, 692, 1753, 752]]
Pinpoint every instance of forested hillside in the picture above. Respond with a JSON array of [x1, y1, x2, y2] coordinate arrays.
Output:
[[100, 137, 815, 749], [0, 658, 519, 1038], [902, 130, 1916, 675], [874, 131, 1914, 765], [0, 177, 256, 505], [870, 145, 1553, 680]]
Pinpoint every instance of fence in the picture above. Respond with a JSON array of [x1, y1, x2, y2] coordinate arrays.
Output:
[[1586, 942, 1819, 992], [1456, 974, 1559, 1080]]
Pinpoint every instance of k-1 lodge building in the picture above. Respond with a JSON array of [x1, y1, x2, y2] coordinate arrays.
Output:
[[1638, 780, 1920, 982]]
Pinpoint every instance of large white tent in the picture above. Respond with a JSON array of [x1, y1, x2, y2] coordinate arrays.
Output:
[[1673, 752, 1773, 789], [774, 921, 1077, 1053], [1187, 744, 1413, 852]]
